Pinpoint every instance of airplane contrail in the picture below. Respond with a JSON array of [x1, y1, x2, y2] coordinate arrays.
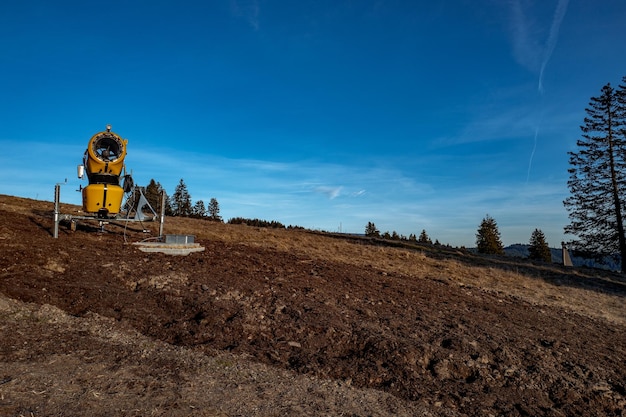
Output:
[[538, 0, 569, 94], [526, 126, 539, 183], [526, 0, 568, 183]]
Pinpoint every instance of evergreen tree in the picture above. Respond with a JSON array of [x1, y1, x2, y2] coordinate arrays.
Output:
[[564, 78, 626, 272], [208, 197, 222, 222], [145, 179, 171, 214], [144, 179, 161, 210], [192, 200, 207, 218], [162, 191, 173, 216], [171, 178, 192, 217], [528, 228, 552, 262], [476, 215, 505, 255], [365, 222, 380, 237], [418, 229, 432, 244]]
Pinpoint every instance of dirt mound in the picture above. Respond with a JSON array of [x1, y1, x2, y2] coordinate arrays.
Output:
[[1, 195, 625, 416]]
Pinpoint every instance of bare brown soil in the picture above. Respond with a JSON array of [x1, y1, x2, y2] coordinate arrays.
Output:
[[1, 194, 625, 416]]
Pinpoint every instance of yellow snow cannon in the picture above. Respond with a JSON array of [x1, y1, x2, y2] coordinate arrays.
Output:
[[79, 125, 128, 217]]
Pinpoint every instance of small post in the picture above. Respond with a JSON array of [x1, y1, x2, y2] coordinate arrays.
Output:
[[159, 189, 166, 238], [561, 242, 573, 267], [53, 184, 61, 239], [53, 179, 68, 238]]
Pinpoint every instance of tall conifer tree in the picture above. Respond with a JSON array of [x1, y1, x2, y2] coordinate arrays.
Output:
[[528, 229, 552, 263], [171, 179, 192, 217], [145, 179, 171, 214], [418, 229, 432, 244], [476, 215, 504, 255], [192, 200, 207, 218], [564, 79, 626, 272], [208, 198, 222, 222], [365, 222, 380, 237]]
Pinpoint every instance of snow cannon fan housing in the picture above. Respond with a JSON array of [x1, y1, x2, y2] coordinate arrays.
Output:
[[80, 127, 128, 217]]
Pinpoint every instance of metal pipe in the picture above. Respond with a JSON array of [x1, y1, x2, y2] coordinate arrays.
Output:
[[159, 189, 166, 238]]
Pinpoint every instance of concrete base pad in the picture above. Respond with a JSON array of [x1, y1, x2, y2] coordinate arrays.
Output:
[[132, 242, 205, 256]]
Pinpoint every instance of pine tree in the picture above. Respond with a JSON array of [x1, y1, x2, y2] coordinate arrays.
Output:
[[528, 229, 552, 262], [418, 229, 432, 244], [163, 192, 173, 216], [144, 179, 161, 210], [365, 222, 380, 237], [476, 215, 505, 255], [208, 198, 222, 222], [145, 179, 171, 214], [171, 178, 192, 217], [192, 200, 207, 218], [564, 78, 626, 272]]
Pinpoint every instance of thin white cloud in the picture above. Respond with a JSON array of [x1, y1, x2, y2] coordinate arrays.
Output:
[[430, 83, 544, 147], [506, 0, 569, 187], [538, 0, 569, 94], [314, 186, 342, 199], [230, 0, 260, 30], [507, 0, 569, 92], [509, 0, 542, 73]]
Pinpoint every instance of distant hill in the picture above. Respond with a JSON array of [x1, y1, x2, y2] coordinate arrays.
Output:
[[504, 244, 621, 271]]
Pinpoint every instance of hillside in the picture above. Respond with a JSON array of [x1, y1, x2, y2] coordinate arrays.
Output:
[[504, 244, 621, 271], [1, 194, 625, 416]]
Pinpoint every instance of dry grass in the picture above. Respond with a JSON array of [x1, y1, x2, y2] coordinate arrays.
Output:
[[3, 194, 625, 326], [161, 217, 626, 327]]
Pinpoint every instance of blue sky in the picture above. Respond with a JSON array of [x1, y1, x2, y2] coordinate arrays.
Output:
[[1, 0, 625, 247]]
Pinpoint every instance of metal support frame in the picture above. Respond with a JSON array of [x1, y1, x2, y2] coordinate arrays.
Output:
[[53, 183, 163, 238]]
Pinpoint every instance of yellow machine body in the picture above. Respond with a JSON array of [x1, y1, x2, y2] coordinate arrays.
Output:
[[81, 128, 128, 217], [82, 183, 126, 214]]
